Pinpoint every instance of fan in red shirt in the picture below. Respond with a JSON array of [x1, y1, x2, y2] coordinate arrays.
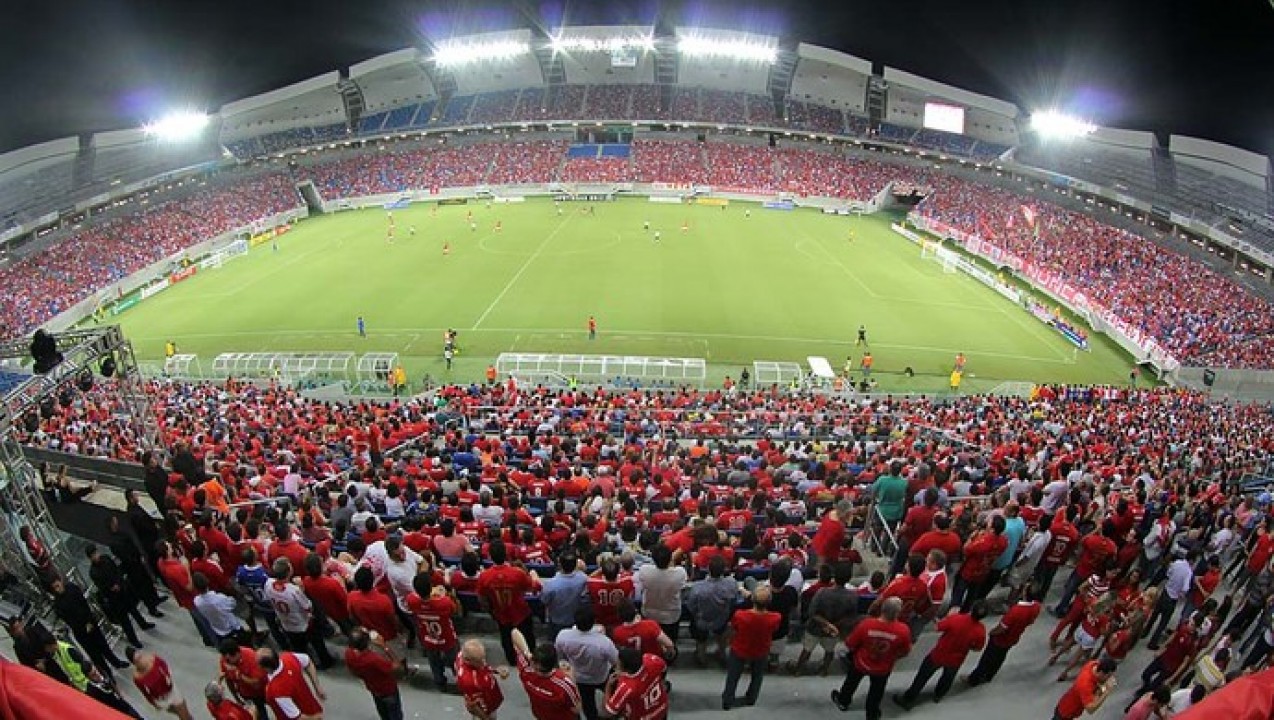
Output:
[[456, 639, 507, 720], [1059, 522, 1117, 614], [347, 566, 400, 642], [952, 516, 1008, 609], [511, 628, 582, 720], [893, 601, 988, 708], [604, 648, 669, 720], [1054, 657, 1117, 720], [205, 682, 254, 720], [258, 648, 325, 720], [344, 627, 403, 720], [218, 640, 267, 718], [406, 573, 460, 689], [968, 588, 1043, 687], [612, 599, 675, 658], [301, 554, 351, 634], [873, 554, 933, 630], [811, 509, 847, 565], [585, 559, 636, 631], [1037, 510, 1081, 599], [832, 597, 912, 716], [721, 586, 782, 710], [476, 541, 541, 664], [127, 648, 193, 720], [909, 514, 962, 566]]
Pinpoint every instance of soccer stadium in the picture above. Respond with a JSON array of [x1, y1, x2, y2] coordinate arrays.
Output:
[[0, 12, 1272, 720]]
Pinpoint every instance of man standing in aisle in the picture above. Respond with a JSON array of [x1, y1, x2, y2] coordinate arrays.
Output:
[[345, 627, 403, 720], [1052, 657, 1117, 720], [555, 606, 618, 720], [967, 587, 1043, 687], [892, 601, 988, 709], [477, 541, 541, 665], [258, 646, 326, 720], [264, 559, 333, 669], [512, 628, 581, 720], [721, 585, 781, 710], [604, 648, 669, 720], [455, 639, 507, 720], [831, 597, 911, 720]]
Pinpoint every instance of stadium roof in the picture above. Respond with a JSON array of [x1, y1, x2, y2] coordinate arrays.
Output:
[[0, 0, 1272, 156]]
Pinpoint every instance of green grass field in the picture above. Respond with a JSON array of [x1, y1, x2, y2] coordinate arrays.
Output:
[[110, 198, 1134, 393]]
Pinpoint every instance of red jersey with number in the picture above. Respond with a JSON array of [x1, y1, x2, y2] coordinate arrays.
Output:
[[477, 564, 536, 626], [1042, 521, 1081, 567], [612, 619, 664, 656], [604, 654, 668, 720], [455, 658, 504, 717], [405, 592, 458, 651], [516, 652, 581, 720], [586, 576, 636, 628]]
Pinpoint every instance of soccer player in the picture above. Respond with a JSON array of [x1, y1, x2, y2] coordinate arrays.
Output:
[[588, 316, 597, 340], [954, 352, 967, 372], [681, 220, 689, 232], [443, 242, 451, 256], [357, 316, 366, 338], [949, 369, 963, 393], [653, 231, 661, 243], [409, 225, 416, 237], [745, 209, 751, 218], [861, 352, 874, 378], [471, 222, 478, 231], [557, 203, 564, 216], [494, 220, 502, 233], [856, 325, 868, 346], [165, 340, 176, 359], [643, 219, 650, 230], [444, 347, 454, 370]]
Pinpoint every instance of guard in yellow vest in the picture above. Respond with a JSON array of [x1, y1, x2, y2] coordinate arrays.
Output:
[[949, 369, 963, 393], [164, 341, 176, 359]]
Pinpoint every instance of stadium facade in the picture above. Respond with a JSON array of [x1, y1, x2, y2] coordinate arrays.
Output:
[[1, 25, 1272, 392]]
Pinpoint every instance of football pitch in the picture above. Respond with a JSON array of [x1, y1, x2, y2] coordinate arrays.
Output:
[[112, 198, 1134, 393]]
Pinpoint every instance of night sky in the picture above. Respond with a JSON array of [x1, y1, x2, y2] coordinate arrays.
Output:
[[1, 0, 1271, 156]]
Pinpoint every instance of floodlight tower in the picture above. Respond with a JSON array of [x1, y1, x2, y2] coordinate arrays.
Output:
[[0, 326, 163, 624]]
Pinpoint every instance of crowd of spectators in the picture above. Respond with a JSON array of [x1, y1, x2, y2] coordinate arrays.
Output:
[[544, 85, 589, 121], [785, 101, 846, 135], [584, 85, 634, 121], [631, 140, 709, 185], [698, 90, 749, 126], [467, 90, 523, 126], [917, 177, 1274, 368], [774, 148, 920, 202], [0, 173, 300, 341], [746, 95, 781, 128], [561, 158, 633, 183], [12, 370, 1274, 718], [485, 141, 568, 186], [704, 143, 777, 191]]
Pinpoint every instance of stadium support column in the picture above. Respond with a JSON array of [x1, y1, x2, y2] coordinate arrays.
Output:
[[109, 327, 167, 466]]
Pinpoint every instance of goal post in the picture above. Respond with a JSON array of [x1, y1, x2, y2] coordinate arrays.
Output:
[[921, 240, 960, 274]]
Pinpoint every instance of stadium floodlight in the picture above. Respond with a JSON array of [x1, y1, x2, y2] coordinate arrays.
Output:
[[677, 36, 777, 63], [143, 111, 210, 141], [1030, 110, 1097, 139], [433, 40, 531, 66]]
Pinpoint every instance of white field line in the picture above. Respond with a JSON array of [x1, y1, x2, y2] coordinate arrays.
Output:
[[471, 214, 574, 330]]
